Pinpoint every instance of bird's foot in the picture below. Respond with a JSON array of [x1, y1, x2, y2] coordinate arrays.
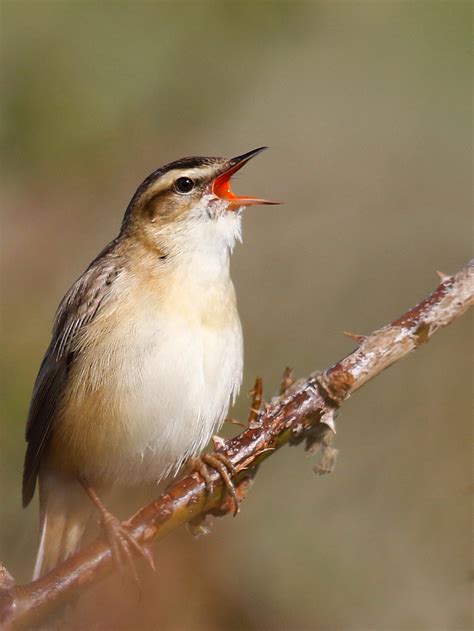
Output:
[[189, 451, 239, 516], [81, 482, 155, 582], [101, 512, 155, 582]]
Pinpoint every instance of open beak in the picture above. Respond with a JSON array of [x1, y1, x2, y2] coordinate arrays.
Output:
[[212, 147, 280, 208]]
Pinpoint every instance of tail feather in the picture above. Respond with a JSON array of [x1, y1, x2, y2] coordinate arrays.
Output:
[[33, 470, 93, 580]]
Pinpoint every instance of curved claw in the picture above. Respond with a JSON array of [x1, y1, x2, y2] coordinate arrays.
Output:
[[189, 453, 240, 516], [102, 513, 155, 582], [80, 481, 155, 583]]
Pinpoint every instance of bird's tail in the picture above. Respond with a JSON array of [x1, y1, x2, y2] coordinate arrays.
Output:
[[33, 470, 93, 580]]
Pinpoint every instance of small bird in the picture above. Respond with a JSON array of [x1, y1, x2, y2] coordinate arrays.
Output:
[[23, 147, 276, 579]]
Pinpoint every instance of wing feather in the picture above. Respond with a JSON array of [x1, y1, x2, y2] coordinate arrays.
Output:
[[22, 241, 122, 507]]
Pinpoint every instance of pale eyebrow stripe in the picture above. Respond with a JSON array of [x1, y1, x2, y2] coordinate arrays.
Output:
[[144, 165, 219, 199]]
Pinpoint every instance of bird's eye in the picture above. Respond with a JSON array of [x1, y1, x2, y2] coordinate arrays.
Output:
[[175, 177, 195, 194]]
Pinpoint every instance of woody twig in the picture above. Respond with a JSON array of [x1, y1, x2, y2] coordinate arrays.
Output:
[[1, 260, 472, 629]]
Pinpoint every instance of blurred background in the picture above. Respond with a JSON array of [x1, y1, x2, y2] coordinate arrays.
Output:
[[1, 1, 472, 629]]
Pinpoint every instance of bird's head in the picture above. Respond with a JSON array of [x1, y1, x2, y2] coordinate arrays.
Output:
[[121, 147, 278, 257]]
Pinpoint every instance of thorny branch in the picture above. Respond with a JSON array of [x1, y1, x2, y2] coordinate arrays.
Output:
[[1, 260, 473, 629]]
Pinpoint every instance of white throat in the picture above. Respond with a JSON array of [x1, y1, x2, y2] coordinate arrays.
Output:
[[164, 206, 243, 282]]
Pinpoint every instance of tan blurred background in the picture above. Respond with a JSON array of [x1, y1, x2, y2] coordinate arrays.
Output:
[[1, 1, 472, 629]]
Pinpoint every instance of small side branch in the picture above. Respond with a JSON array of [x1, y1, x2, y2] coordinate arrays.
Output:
[[1, 260, 472, 628]]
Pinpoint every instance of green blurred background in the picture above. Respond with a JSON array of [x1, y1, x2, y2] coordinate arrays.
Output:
[[1, 1, 472, 629]]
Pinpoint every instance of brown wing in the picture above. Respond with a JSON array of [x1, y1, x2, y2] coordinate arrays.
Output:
[[22, 241, 122, 507]]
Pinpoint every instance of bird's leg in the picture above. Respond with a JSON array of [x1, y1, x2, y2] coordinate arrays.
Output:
[[188, 451, 239, 516], [79, 479, 155, 581], [190, 378, 266, 516]]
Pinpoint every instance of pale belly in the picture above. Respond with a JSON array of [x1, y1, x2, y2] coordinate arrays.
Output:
[[54, 303, 243, 486]]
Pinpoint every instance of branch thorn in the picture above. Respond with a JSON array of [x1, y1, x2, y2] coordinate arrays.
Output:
[[225, 418, 246, 428], [211, 435, 226, 451], [280, 366, 295, 394], [343, 331, 366, 343], [247, 377, 263, 427], [0, 564, 15, 591], [320, 410, 337, 434]]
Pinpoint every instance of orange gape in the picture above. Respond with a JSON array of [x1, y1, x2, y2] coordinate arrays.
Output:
[[212, 155, 278, 208]]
